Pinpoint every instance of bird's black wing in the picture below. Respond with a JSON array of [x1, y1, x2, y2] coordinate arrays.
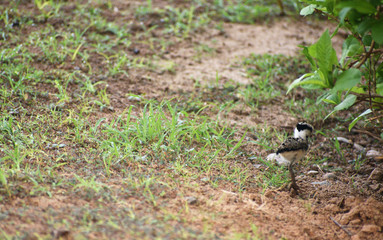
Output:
[[276, 137, 308, 154]]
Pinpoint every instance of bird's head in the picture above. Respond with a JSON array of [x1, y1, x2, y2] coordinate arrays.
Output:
[[294, 122, 313, 140]]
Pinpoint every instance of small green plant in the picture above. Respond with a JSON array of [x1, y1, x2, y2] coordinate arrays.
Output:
[[162, 5, 210, 38], [34, 0, 62, 20], [0, 168, 10, 197], [333, 138, 345, 164], [54, 80, 70, 103], [221, 2, 272, 23], [353, 152, 367, 172], [209, 0, 280, 23], [240, 54, 307, 106], [73, 175, 107, 194], [2, 143, 26, 171], [135, 0, 154, 16], [289, 1, 383, 129]]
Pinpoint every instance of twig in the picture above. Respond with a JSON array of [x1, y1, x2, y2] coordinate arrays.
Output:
[[330, 216, 353, 237], [355, 40, 375, 69], [356, 93, 383, 99], [352, 129, 383, 143], [368, 114, 383, 121], [316, 164, 325, 175]]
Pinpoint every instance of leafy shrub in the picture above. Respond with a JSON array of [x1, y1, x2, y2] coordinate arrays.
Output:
[[289, 0, 383, 130]]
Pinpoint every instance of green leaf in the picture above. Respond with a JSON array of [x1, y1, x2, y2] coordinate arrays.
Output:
[[334, 94, 357, 111], [287, 71, 328, 94], [324, 109, 336, 120], [349, 109, 372, 131], [358, 19, 374, 35], [0, 169, 7, 186], [377, 83, 383, 96], [313, 30, 338, 84], [332, 68, 362, 92], [340, 36, 361, 66], [316, 31, 333, 69], [308, 42, 318, 59], [362, 34, 373, 46], [302, 46, 316, 70], [316, 91, 332, 104], [350, 86, 366, 94], [300, 4, 316, 16], [323, 92, 341, 105], [324, 94, 357, 120], [371, 20, 383, 44], [338, 7, 352, 23], [337, 1, 376, 14]]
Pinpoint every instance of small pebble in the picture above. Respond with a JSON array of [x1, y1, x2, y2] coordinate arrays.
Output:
[[11, 20, 20, 28], [353, 143, 365, 151], [369, 184, 381, 191], [127, 96, 141, 101], [361, 224, 381, 233], [49, 103, 65, 111], [201, 177, 209, 182], [133, 48, 140, 54], [336, 137, 351, 144], [323, 173, 337, 180], [46, 143, 66, 149], [253, 164, 262, 169], [311, 181, 330, 186], [185, 196, 197, 205], [368, 168, 383, 181], [367, 150, 381, 158], [307, 170, 319, 176]]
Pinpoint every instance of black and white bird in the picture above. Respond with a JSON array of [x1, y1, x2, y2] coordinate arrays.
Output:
[[276, 122, 314, 194]]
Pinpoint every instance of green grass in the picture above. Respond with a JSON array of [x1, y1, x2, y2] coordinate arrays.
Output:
[[227, 54, 305, 109]]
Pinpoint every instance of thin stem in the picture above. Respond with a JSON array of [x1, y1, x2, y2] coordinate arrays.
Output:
[[356, 93, 383, 99], [355, 40, 375, 69]]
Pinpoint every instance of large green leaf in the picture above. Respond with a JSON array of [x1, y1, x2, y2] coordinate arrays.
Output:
[[337, 1, 376, 14], [324, 94, 357, 120], [334, 94, 357, 111], [332, 68, 362, 92], [357, 19, 374, 35], [348, 109, 372, 131], [371, 20, 383, 44], [309, 30, 338, 85], [316, 30, 333, 70], [287, 71, 328, 94]]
